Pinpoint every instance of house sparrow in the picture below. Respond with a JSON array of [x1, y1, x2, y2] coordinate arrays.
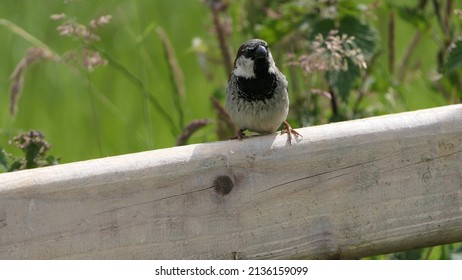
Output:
[[226, 39, 301, 144]]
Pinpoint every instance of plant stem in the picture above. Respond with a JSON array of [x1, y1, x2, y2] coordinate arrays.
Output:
[[388, 11, 395, 76], [210, 5, 233, 76], [94, 46, 179, 136], [398, 31, 423, 83], [156, 26, 185, 130], [0, 18, 59, 60], [329, 86, 339, 118]]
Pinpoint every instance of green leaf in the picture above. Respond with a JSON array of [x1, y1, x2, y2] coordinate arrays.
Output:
[[444, 39, 462, 73], [390, 248, 425, 260], [337, 16, 377, 57], [309, 19, 335, 40], [395, 5, 429, 30], [8, 160, 22, 172], [45, 155, 60, 166], [337, 0, 362, 18], [0, 147, 9, 172], [326, 60, 360, 102]]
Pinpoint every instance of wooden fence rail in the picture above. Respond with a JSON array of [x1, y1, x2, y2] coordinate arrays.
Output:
[[1, 105, 461, 259]]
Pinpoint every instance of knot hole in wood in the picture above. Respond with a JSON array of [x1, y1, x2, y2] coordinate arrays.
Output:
[[213, 175, 234, 195]]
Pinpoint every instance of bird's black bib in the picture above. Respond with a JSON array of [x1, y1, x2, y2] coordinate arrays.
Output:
[[236, 74, 277, 102]]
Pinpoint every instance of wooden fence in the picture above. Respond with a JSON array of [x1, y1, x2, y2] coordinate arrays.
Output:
[[1, 104, 461, 259]]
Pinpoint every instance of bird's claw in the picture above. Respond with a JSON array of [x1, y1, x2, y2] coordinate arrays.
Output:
[[281, 120, 302, 145], [229, 129, 247, 141]]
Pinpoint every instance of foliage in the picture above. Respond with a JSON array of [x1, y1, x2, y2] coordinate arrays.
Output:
[[369, 242, 462, 260], [0, 130, 59, 172], [0, 0, 461, 259], [445, 38, 462, 72]]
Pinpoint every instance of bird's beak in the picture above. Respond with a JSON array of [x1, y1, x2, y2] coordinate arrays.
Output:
[[254, 45, 267, 60]]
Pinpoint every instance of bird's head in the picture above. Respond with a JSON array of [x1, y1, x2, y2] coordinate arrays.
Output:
[[232, 39, 277, 79]]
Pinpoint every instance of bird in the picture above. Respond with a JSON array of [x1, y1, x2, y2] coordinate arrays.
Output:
[[226, 39, 301, 144]]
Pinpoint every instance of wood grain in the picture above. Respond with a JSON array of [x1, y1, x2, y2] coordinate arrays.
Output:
[[1, 105, 462, 259]]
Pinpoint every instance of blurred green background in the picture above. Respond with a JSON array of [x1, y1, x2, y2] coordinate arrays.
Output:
[[1, 0, 226, 162], [1, 0, 461, 259], [1, 0, 461, 162]]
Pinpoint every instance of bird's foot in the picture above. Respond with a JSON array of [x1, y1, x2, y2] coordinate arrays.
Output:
[[281, 120, 302, 145], [229, 129, 248, 141]]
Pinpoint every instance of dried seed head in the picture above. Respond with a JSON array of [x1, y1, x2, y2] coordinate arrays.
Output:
[[288, 29, 368, 74], [52, 14, 111, 71], [50, 13, 66, 20], [10, 48, 55, 116], [9, 130, 50, 156], [89, 15, 112, 29]]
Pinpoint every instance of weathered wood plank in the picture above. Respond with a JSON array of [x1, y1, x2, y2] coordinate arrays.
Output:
[[1, 105, 461, 259]]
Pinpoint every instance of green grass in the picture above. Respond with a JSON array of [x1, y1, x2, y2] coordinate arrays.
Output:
[[0, 0, 222, 162]]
